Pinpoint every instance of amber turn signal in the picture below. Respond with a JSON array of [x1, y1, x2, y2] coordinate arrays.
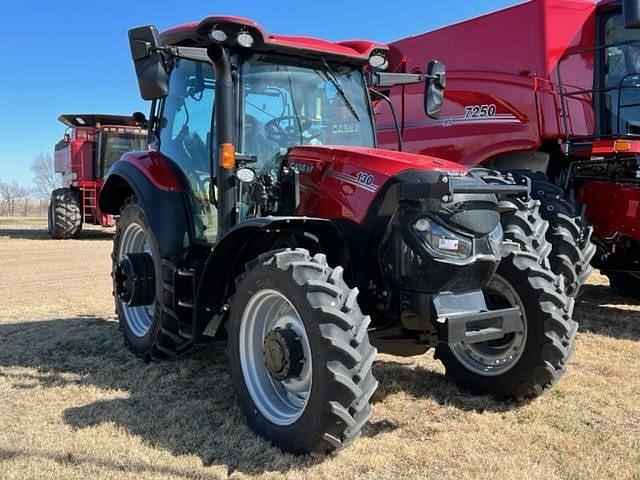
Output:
[[220, 143, 235, 169]]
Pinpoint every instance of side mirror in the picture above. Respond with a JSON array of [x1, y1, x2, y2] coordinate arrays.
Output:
[[132, 111, 148, 128], [624, 0, 640, 28], [424, 60, 446, 119], [128, 26, 169, 100]]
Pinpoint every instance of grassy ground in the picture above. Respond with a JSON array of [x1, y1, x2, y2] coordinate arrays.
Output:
[[0, 217, 638, 479]]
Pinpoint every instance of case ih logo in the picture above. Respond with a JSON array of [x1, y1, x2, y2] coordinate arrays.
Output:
[[289, 161, 314, 174], [327, 170, 378, 193]]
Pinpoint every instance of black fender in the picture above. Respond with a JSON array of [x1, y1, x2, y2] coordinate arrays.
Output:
[[193, 217, 351, 338], [99, 154, 192, 257]]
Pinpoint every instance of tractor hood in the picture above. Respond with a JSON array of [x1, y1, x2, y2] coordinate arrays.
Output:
[[287, 145, 473, 225], [287, 145, 468, 178]]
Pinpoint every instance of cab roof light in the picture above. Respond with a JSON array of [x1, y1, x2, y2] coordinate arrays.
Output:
[[236, 31, 255, 48], [209, 26, 228, 42], [369, 50, 389, 70]]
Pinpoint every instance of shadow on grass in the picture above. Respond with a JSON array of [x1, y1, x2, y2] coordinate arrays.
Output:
[[575, 284, 640, 341], [1, 283, 637, 473], [0, 316, 318, 474], [0, 446, 223, 480], [0, 227, 113, 241]]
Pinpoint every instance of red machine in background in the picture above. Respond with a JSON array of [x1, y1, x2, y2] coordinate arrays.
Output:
[[377, 0, 640, 297], [49, 114, 147, 238]]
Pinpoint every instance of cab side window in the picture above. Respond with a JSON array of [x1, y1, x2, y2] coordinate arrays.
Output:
[[158, 59, 217, 242]]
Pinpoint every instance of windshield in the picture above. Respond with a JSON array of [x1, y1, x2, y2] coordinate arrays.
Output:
[[603, 12, 640, 135], [101, 133, 147, 177], [240, 54, 375, 176]]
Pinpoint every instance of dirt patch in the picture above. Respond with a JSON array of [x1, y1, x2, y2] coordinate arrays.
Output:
[[0, 217, 638, 479]]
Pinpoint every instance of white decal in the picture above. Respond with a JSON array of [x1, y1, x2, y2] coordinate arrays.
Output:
[[464, 104, 497, 119], [327, 170, 378, 193], [439, 238, 460, 251]]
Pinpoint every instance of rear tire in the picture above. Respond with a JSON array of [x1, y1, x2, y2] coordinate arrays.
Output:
[[49, 188, 82, 239], [112, 197, 191, 361], [227, 249, 377, 455], [436, 250, 576, 400]]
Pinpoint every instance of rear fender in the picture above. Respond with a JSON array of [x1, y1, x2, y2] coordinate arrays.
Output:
[[99, 152, 192, 256], [194, 217, 350, 338]]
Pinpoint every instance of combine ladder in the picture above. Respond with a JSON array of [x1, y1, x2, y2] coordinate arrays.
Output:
[[82, 186, 97, 224]]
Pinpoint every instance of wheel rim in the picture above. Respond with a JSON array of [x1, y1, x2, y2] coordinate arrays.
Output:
[[239, 289, 312, 426], [450, 275, 527, 377], [118, 222, 155, 337]]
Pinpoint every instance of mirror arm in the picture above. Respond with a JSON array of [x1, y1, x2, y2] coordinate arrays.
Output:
[[368, 72, 425, 88], [146, 45, 210, 63]]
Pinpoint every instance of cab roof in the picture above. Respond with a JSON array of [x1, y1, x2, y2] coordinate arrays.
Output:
[[58, 114, 140, 129], [160, 16, 388, 65]]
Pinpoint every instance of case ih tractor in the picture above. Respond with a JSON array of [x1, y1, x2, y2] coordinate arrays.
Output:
[[98, 17, 575, 455], [377, 0, 640, 298], [49, 114, 147, 238]]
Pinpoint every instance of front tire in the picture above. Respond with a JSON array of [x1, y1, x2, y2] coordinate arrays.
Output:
[[49, 188, 82, 239], [436, 250, 576, 399], [228, 249, 377, 455]]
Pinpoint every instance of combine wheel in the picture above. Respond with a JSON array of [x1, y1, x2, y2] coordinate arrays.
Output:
[[511, 171, 596, 297], [227, 249, 377, 455], [49, 188, 82, 239], [470, 168, 551, 261]]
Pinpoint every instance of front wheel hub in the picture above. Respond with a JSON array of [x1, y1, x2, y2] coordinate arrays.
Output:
[[263, 328, 304, 381], [114, 252, 155, 307]]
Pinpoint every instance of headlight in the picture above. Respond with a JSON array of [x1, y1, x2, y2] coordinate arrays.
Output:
[[488, 223, 503, 257], [412, 218, 473, 260]]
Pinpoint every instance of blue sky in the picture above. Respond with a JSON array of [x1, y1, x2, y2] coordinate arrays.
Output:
[[0, 0, 515, 186]]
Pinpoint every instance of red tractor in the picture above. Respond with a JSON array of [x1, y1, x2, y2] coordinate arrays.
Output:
[[377, 0, 640, 298], [99, 17, 575, 455], [49, 114, 147, 238]]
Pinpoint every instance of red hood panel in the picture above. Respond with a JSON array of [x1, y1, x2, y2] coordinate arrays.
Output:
[[287, 145, 467, 224], [288, 145, 468, 176]]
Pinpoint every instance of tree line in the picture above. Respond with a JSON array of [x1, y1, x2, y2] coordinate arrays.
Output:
[[0, 153, 60, 216]]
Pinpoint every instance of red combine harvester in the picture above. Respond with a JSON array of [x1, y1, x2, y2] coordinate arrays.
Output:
[[377, 0, 640, 297], [97, 16, 576, 454], [50, 114, 147, 238]]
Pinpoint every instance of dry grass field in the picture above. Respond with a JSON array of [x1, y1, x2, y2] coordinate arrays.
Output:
[[0, 216, 639, 479]]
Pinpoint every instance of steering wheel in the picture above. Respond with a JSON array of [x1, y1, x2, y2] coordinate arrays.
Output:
[[264, 115, 314, 143]]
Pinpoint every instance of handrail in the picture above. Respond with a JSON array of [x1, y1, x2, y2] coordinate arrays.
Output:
[[556, 40, 640, 141]]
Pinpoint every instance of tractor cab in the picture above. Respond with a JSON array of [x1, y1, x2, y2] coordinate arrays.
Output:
[[122, 18, 445, 243]]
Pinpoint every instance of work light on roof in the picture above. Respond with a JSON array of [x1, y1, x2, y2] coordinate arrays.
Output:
[[236, 31, 255, 48], [369, 53, 389, 70], [209, 27, 228, 42]]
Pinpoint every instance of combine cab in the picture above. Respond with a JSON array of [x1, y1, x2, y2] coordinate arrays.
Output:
[[49, 114, 147, 238]]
